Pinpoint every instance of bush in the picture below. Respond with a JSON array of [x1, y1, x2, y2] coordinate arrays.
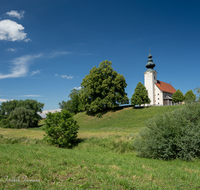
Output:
[[133, 103, 200, 160], [43, 110, 79, 148]]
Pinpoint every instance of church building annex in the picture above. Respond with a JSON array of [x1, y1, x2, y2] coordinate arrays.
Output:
[[144, 50, 176, 106]]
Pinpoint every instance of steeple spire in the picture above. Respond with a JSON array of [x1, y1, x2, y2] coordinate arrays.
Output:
[[145, 48, 155, 70]]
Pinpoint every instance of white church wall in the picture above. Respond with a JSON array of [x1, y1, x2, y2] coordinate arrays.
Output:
[[154, 85, 163, 105]]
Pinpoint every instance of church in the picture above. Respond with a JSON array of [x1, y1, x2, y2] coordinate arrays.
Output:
[[144, 51, 176, 106]]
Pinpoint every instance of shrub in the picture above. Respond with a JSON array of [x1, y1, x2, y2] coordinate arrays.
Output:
[[43, 110, 79, 148], [133, 103, 200, 160]]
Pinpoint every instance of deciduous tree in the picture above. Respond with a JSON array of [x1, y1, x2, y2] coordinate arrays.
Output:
[[80, 60, 129, 114], [184, 90, 196, 103]]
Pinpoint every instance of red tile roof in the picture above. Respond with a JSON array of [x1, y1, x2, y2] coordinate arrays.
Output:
[[155, 80, 176, 94]]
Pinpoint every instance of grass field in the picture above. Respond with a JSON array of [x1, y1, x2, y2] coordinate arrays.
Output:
[[1, 105, 200, 189]]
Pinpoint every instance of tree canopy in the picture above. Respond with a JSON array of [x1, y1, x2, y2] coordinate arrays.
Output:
[[184, 90, 196, 103], [0, 99, 44, 128], [80, 60, 129, 114], [172, 89, 184, 103], [58, 89, 84, 114], [131, 82, 151, 107]]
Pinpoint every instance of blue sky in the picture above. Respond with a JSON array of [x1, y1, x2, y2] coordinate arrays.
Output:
[[0, 0, 200, 117]]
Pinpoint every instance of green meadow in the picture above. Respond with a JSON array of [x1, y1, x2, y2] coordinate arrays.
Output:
[[1, 105, 200, 189]]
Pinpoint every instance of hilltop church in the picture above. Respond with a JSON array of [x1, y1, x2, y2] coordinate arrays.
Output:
[[144, 51, 176, 106]]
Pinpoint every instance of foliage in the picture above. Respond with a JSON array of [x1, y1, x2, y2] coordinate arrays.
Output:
[[9, 107, 35, 129], [58, 100, 72, 111], [0, 99, 44, 127], [194, 87, 200, 102], [172, 89, 184, 103], [58, 89, 84, 114], [133, 103, 200, 160], [184, 90, 196, 103], [80, 60, 129, 114], [43, 109, 79, 148], [131, 82, 151, 107]]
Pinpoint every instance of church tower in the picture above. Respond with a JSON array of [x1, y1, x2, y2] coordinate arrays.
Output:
[[144, 49, 157, 105]]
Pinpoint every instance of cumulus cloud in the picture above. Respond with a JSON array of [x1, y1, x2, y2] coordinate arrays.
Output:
[[38, 109, 61, 118], [74, 87, 81, 90], [55, 74, 73, 79], [0, 54, 42, 79], [6, 10, 25, 20], [31, 70, 41, 76], [0, 19, 30, 42]]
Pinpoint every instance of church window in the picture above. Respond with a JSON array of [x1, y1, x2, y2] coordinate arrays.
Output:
[[158, 93, 159, 95], [158, 98, 159, 100]]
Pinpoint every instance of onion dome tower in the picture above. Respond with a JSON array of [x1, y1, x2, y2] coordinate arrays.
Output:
[[144, 48, 157, 105], [145, 49, 155, 71]]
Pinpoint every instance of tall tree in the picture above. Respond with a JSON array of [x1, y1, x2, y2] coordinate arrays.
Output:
[[172, 89, 184, 103], [80, 60, 129, 114], [131, 82, 151, 107], [184, 90, 196, 103]]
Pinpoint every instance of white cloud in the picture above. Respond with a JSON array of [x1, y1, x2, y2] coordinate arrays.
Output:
[[6, 10, 25, 20], [21, 95, 41, 97], [62, 75, 73, 79], [74, 87, 81, 90], [0, 54, 42, 79], [0, 19, 30, 42], [49, 51, 71, 58], [31, 70, 41, 76], [6, 48, 17, 52], [0, 99, 14, 102], [55, 74, 73, 79], [38, 109, 61, 118]]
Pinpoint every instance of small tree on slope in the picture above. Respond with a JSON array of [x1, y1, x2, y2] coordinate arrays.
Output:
[[131, 82, 151, 107], [172, 89, 184, 103]]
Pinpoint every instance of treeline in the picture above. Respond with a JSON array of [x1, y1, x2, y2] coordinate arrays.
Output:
[[0, 99, 44, 128]]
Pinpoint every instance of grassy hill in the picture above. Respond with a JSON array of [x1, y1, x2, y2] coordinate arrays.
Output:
[[2, 104, 199, 189]]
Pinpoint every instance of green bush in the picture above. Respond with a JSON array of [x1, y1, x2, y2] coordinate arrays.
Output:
[[133, 103, 200, 160], [43, 110, 79, 148]]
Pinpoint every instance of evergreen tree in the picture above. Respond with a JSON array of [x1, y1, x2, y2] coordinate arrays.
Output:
[[80, 60, 129, 114], [172, 89, 184, 103], [131, 82, 150, 107], [184, 90, 196, 103]]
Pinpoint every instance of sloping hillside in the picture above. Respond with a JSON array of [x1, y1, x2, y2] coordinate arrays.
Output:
[[74, 105, 182, 132]]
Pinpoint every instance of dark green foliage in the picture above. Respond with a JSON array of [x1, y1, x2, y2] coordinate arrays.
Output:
[[58, 89, 84, 114], [184, 90, 196, 103], [134, 103, 200, 160], [131, 82, 150, 107], [43, 109, 79, 148], [80, 60, 129, 114], [0, 99, 44, 127], [9, 107, 35, 129], [172, 89, 184, 103], [58, 100, 72, 111]]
